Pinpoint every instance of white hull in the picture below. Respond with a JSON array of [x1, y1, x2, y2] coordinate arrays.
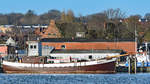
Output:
[[2, 58, 116, 68]]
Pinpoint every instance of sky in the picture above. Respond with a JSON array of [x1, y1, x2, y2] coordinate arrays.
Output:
[[0, 0, 150, 17]]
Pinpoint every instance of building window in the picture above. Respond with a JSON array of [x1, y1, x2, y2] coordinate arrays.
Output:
[[30, 45, 33, 49], [34, 45, 36, 49], [61, 45, 66, 49]]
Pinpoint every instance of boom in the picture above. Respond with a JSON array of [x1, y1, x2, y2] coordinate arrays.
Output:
[[105, 54, 129, 59]]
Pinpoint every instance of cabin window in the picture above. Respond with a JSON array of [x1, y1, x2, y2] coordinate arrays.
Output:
[[40, 59, 43, 62], [30, 45, 33, 49], [40, 28, 42, 32], [51, 57, 56, 59], [61, 45, 66, 49], [34, 45, 36, 49], [49, 61, 54, 63], [89, 55, 92, 59]]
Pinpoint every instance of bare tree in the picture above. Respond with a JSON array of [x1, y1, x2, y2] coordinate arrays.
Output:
[[66, 10, 75, 23], [61, 10, 66, 22], [103, 8, 126, 19]]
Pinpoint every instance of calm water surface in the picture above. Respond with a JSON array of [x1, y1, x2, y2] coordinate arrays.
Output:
[[0, 73, 150, 84]]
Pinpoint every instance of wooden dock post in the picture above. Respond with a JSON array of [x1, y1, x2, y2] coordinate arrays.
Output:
[[142, 61, 144, 72], [128, 55, 131, 74], [128, 55, 137, 74], [0, 58, 1, 68], [134, 56, 137, 74]]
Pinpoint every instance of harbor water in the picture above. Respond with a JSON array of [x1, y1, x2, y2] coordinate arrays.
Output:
[[0, 73, 150, 84]]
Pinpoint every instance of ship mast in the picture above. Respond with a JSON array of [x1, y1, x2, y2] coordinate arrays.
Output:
[[135, 23, 137, 56], [145, 42, 149, 62]]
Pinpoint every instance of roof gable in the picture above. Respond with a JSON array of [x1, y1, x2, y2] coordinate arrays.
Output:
[[41, 20, 61, 38]]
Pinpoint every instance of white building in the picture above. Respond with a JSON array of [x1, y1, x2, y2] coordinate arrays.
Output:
[[6, 37, 16, 47], [76, 32, 85, 38], [26, 41, 41, 56]]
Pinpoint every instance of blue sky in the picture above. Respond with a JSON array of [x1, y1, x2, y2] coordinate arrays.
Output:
[[0, 0, 150, 17]]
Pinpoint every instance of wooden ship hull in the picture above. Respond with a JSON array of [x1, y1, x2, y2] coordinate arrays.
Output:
[[2, 58, 116, 74]]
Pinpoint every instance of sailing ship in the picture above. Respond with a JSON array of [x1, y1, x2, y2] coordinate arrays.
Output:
[[2, 57, 117, 74], [2, 51, 129, 74]]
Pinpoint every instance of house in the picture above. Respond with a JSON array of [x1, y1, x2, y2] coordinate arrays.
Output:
[[39, 20, 61, 38], [0, 44, 16, 57], [0, 44, 8, 57], [0, 26, 12, 33], [76, 32, 85, 38]]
